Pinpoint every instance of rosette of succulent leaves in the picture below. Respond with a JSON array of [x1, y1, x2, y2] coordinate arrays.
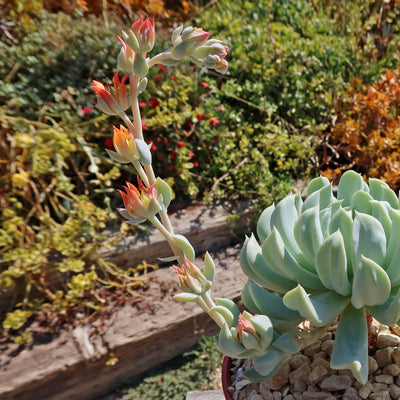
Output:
[[217, 170, 400, 385]]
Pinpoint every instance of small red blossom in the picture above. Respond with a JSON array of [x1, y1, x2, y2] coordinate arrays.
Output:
[[169, 166, 174, 171], [169, 152, 177, 160], [217, 106, 223, 111], [149, 98, 160, 109], [157, 155, 163, 161], [141, 120, 147, 130], [197, 114, 205, 120], [158, 64, 166, 73], [176, 141, 184, 149], [170, 75, 175, 80], [193, 161, 199, 167], [185, 120, 193, 128], [81, 106, 93, 115], [209, 118, 220, 126], [200, 81, 210, 88], [155, 75, 162, 82], [104, 138, 113, 147], [139, 102, 147, 108], [148, 141, 157, 151], [188, 152, 195, 158]]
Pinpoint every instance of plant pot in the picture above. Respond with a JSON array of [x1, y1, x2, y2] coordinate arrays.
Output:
[[221, 356, 233, 400]]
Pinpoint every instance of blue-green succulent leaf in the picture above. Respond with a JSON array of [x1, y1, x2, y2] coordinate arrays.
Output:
[[253, 348, 289, 377], [371, 201, 392, 241], [257, 204, 275, 243], [319, 207, 332, 240], [367, 287, 400, 325], [351, 190, 372, 214], [283, 285, 349, 327], [174, 293, 199, 302], [307, 176, 330, 196], [272, 332, 298, 354], [329, 207, 353, 272], [315, 230, 352, 296], [330, 304, 368, 384], [241, 331, 260, 350], [351, 255, 391, 309], [263, 228, 324, 290], [351, 212, 386, 275], [384, 210, 400, 284], [217, 324, 247, 358], [215, 298, 240, 326], [202, 251, 215, 281], [294, 206, 324, 266], [250, 314, 274, 349], [302, 183, 335, 212], [244, 352, 292, 382], [369, 178, 399, 208], [269, 194, 309, 266], [210, 306, 234, 327], [171, 234, 195, 261], [242, 235, 296, 293], [270, 319, 311, 338], [242, 281, 302, 322], [337, 171, 368, 207]]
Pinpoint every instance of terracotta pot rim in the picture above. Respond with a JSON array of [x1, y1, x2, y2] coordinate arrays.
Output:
[[221, 355, 233, 400]]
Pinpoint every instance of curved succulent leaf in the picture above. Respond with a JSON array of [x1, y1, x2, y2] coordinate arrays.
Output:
[[269, 194, 310, 267], [329, 207, 353, 272], [283, 285, 349, 327], [241, 331, 260, 350], [369, 178, 399, 208], [242, 281, 302, 322], [156, 177, 173, 209], [253, 349, 291, 377], [302, 183, 335, 212], [250, 314, 274, 349], [294, 206, 324, 266], [315, 230, 352, 296], [174, 293, 199, 302], [351, 255, 391, 309], [351, 212, 386, 275], [262, 228, 325, 290], [371, 201, 392, 241], [241, 235, 296, 293], [171, 234, 195, 261], [351, 190, 373, 214], [215, 298, 240, 326], [270, 318, 311, 338], [384, 210, 400, 284], [209, 306, 234, 327], [257, 204, 275, 243], [367, 287, 400, 325], [202, 251, 215, 281], [272, 332, 298, 354], [217, 324, 247, 358], [337, 171, 368, 207], [306, 176, 330, 196], [330, 304, 368, 384]]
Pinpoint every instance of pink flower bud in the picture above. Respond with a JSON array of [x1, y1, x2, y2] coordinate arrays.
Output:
[[130, 17, 156, 53], [234, 314, 258, 341], [92, 72, 129, 115]]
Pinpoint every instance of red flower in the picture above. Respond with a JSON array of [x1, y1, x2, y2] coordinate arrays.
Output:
[[188, 152, 195, 158], [81, 106, 93, 115], [149, 98, 160, 109], [139, 102, 147, 108], [148, 141, 157, 151], [104, 138, 113, 147], [169, 166, 174, 171], [169, 152, 177, 160], [155, 75, 162, 82], [217, 106, 223, 111], [141, 120, 147, 130], [170, 75, 175, 80], [200, 81, 210, 88], [158, 64, 166, 73], [209, 118, 220, 126], [197, 114, 205, 120], [157, 155, 163, 161], [176, 141, 184, 149], [193, 161, 199, 167]]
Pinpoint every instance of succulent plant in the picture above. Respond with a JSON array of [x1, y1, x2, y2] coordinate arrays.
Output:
[[218, 170, 400, 384]]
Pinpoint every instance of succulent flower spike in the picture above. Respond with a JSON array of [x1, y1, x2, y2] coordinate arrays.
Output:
[[241, 170, 400, 384], [105, 125, 139, 164], [117, 178, 161, 224], [118, 37, 135, 73], [91, 72, 129, 115], [121, 16, 155, 54]]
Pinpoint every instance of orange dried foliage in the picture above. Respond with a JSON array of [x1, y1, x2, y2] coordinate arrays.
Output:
[[322, 68, 400, 190]]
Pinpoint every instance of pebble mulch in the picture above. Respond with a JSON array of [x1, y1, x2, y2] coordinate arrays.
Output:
[[228, 320, 400, 400]]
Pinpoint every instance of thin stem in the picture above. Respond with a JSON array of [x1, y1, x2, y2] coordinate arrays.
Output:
[[147, 50, 172, 69], [132, 160, 150, 187], [129, 73, 144, 141], [120, 112, 135, 134]]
